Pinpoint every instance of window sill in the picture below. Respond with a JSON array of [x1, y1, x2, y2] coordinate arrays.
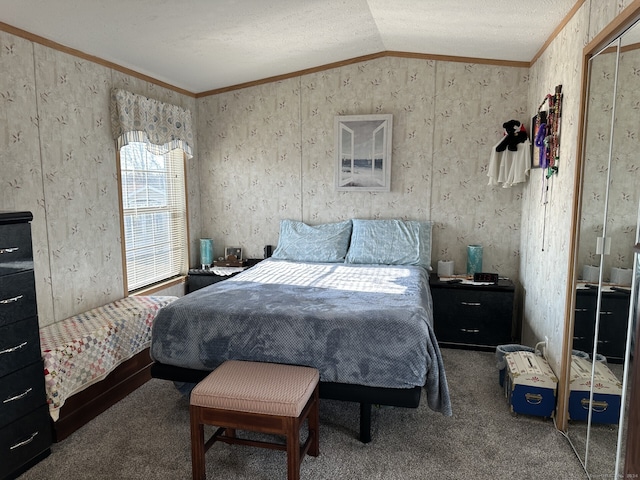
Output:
[[131, 275, 186, 296]]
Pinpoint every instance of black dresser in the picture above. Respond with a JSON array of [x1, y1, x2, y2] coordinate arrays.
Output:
[[430, 274, 516, 350], [0, 211, 52, 480], [573, 286, 631, 363]]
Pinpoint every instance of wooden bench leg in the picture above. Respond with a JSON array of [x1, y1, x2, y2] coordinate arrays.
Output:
[[190, 406, 206, 480], [308, 387, 320, 457], [286, 417, 301, 480]]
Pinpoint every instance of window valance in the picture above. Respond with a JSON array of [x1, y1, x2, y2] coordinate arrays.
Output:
[[110, 88, 194, 158]]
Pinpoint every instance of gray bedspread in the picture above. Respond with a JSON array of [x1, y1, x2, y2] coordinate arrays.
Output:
[[150, 259, 452, 415]]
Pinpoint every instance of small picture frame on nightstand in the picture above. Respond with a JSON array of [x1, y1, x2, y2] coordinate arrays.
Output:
[[224, 246, 242, 261]]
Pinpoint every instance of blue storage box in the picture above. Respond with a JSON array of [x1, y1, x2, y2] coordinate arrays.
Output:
[[505, 351, 557, 418], [568, 355, 622, 424]]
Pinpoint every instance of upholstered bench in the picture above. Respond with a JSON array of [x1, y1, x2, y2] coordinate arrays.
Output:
[[189, 360, 320, 480]]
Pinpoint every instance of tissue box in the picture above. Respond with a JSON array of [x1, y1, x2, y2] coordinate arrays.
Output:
[[568, 355, 622, 424], [505, 351, 557, 417]]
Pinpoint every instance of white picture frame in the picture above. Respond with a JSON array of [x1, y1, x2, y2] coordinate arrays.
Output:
[[334, 114, 392, 192]]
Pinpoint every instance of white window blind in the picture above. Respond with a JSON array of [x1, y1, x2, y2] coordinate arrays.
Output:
[[119, 142, 187, 291]]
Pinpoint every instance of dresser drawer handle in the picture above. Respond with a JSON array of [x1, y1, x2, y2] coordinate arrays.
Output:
[[460, 302, 481, 306], [3, 387, 33, 404], [460, 328, 480, 333], [0, 247, 19, 254], [575, 308, 589, 312], [0, 341, 28, 355], [0, 294, 24, 305], [10, 431, 39, 450], [599, 311, 613, 315]]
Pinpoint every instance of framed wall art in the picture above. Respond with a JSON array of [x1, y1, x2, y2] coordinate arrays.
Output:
[[334, 114, 392, 191]]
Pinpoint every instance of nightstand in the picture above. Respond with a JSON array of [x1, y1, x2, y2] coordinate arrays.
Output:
[[573, 286, 631, 363], [187, 258, 262, 294], [429, 273, 517, 350]]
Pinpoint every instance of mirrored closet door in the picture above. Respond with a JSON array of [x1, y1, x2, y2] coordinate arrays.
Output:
[[566, 12, 640, 479]]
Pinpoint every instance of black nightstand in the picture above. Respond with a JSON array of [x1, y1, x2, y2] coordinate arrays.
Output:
[[186, 258, 262, 294], [429, 273, 517, 350]]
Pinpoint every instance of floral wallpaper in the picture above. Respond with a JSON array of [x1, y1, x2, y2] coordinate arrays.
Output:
[[0, 30, 199, 326], [197, 57, 530, 281]]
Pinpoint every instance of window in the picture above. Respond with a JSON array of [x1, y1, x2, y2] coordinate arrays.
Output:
[[119, 142, 187, 291]]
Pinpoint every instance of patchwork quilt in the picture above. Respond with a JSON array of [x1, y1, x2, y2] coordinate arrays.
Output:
[[40, 295, 177, 421]]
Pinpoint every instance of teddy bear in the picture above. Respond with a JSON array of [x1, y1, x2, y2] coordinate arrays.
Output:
[[495, 119, 528, 152]]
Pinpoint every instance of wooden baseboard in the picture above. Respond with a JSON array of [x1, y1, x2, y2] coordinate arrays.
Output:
[[51, 348, 153, 442]]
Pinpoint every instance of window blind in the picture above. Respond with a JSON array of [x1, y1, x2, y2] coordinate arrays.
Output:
[[120, 142, 187, 291]]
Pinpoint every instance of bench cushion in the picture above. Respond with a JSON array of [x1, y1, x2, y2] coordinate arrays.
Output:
[[191, 361, 319, 417]]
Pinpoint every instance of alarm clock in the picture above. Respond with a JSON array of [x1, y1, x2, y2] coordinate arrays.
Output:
[[473, 272, 499, 283]]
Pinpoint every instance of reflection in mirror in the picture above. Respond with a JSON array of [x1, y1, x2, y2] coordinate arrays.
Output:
[[568, 16, 640, 479]]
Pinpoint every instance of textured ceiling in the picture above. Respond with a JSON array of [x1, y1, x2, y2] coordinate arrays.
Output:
[[0, 0, 578, 93]]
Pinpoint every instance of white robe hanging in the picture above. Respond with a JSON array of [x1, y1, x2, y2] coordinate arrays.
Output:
[[487, 139, 531, 188]]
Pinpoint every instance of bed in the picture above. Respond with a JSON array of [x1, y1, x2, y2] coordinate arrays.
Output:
[[150, 219, 452, 442]]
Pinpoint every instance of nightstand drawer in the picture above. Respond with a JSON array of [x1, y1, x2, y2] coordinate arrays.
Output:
[[0, 361, 47, 429], [0, 270, 37, 327], [0, 405, 51, 480], [0, 317, 41, 378]]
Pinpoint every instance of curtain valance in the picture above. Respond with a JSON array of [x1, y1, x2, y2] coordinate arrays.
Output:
[[110, 88, 194, 158]]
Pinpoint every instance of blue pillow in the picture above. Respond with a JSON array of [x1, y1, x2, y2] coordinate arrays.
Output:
[[345, 219, 432, 269], [271, 219, 353, 263]]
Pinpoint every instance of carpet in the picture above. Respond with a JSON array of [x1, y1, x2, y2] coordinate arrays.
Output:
[[18, 348, 588, 479]]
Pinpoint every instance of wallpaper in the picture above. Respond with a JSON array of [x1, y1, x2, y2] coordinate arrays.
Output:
[[197, 57, 529, 282], [0, 31, 199, 326]]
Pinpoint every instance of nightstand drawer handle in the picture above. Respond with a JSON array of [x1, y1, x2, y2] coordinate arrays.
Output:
[[460, 328, 480, 333], [3, 387, 33, 404], [575, 308, 589, 312], [10, 431, 38, 450], [460, 302, 481, 306], [0, 247, 19, 254], [599, 311, 613, 315], [0, 294, 24, 305], [0, 341, 27, 355]]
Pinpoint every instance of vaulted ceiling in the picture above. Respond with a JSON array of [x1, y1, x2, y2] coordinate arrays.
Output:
[[0, 0, 578, 94]]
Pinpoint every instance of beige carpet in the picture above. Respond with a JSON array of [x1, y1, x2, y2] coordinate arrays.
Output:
[[18, 348, 588, 480]]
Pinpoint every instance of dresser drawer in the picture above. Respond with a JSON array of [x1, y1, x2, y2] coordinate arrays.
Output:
[[0, 317, 41, 378], [0, 221, 33, 277], [0, 405, 51, 480], [0, 361, 47, 430], [0, 270, 37, 327]]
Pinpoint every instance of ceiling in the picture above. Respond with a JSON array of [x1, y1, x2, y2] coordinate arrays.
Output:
[[0, 0, 578, 94]]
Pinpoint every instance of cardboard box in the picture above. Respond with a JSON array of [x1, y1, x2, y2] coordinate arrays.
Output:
[[505, 351, 557, 418], [568, 355, 622, 424]]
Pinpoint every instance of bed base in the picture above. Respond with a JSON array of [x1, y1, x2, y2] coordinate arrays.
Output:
[[51, 348, 153, 442], [150, 361, 422, 443]]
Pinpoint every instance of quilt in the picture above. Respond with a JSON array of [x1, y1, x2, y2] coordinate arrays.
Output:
[[40, 295, 177, 421]]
